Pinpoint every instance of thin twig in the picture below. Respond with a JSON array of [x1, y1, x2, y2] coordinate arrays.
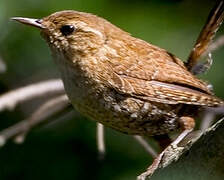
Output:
[[0, 79, 64, 111], [200, 111, 216, 131], [96, 123, 105, 160], [206, 106, 224, 114], [0, 56, 6, 73], [133, 136, 158, 158], [199, 106, 224, 131], [205, 35, 224, 56], [0, 94, 70, 146]]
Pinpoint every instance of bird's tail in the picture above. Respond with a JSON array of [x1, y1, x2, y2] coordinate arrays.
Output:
[[186, 0, 224, 71]]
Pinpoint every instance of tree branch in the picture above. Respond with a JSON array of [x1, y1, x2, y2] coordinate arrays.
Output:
[[206, 35, 224, 55], [96, 123, 105, 160], [0, 94, 70, 146], [0, 79, 64, 111], [0, 56, 6, 73], [146, 118, 224, 180], [133, 136, 158, 158], [200, 111, 216, 131]]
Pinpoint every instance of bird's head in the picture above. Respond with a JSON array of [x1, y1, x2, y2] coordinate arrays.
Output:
[[12, 10, 125, 60]]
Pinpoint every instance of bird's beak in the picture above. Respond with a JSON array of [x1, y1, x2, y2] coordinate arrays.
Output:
[[11, 17, 45, 29]]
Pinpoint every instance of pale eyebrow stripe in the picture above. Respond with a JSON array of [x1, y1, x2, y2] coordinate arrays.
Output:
[[75, 21, 103, 38]]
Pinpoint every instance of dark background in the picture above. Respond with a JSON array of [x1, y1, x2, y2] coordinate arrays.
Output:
[[0, 0, 224, 180]]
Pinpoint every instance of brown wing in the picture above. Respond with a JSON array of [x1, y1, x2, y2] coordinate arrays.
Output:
[[110, 73, 223, 106], [106, 39, 223, 107]]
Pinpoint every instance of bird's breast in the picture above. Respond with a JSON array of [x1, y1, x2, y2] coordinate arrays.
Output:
[[52, 49, 182, 136]]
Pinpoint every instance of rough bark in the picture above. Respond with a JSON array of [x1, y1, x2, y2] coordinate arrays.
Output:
[[149, 118, 224, 180]]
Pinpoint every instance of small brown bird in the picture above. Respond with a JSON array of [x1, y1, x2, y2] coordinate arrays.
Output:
[[11, 3, 224, 147]]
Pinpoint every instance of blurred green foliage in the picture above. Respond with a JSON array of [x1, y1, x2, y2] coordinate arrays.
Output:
[[0, 0, 223, 180]]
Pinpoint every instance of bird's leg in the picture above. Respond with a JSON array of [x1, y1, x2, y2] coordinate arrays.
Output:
[[137, 117, 195, 180], [153, 116, 195, 150], [171, 116, 195, 146], [178, 116, 195, 131]]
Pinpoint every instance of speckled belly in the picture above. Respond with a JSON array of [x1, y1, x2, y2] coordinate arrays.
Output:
[[58, 59, 181, 136], [72, 90, 181, 136]]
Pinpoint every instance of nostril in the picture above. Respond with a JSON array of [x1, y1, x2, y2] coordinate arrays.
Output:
[[36, 19, 42, 24]]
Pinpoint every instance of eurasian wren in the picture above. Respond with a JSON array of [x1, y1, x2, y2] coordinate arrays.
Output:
[[11, 10, 223, 138]]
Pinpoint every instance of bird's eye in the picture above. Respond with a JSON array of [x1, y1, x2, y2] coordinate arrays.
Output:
[[60, 25, 75, 36]]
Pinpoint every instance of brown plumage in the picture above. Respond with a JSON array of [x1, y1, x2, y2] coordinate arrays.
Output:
[[186, 0, 224, 71], [12, 6, 223, 137]]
